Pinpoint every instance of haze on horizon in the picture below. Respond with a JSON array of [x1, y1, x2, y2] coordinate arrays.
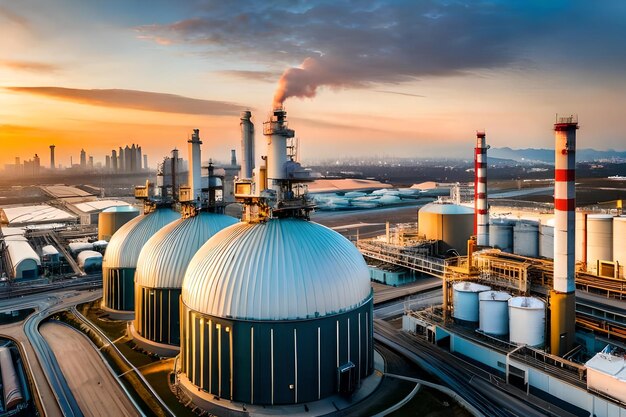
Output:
[[1, 0, 626, 168]]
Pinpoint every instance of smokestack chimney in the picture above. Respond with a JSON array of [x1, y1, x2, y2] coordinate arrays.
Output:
[[231, 149, 237, 166], [171, 148, 179, 200], [263, 108, 294, 195], [188, 130, 202, 203], [550, 115, 578, 356], [240, 111, 255, 179], [474, 132, 489, 246], [49, 145, 55, 170]]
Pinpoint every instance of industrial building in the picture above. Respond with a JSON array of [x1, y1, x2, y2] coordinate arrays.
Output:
[[132, 129, 238, 354], [177, 109, 374, 411]]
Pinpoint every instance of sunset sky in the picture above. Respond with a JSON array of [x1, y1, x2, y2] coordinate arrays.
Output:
[[1, 0, 626, 168]]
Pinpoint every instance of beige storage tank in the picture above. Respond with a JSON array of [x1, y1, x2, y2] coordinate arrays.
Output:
[[614, 216, 626, 278], [98, 205, 140, 241], [418, 203, 473, 255], [509, 297, 545, 347], [586, 214, 613, 274]]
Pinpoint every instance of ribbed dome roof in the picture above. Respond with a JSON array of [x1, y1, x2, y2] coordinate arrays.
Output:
[[420, 202, 473, 215], [182, 218, 371, 321], [135, 212, 238, 289], [103, 208, 180, 269]]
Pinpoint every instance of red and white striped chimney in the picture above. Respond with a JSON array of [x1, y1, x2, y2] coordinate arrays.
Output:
[[553, 116, 578, 293], [474, 131, 489, 246]]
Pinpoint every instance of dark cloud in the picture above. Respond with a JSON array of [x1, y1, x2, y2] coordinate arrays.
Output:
[[217, 69, 278, 83], [0, 5, 28, 28], [136, 1, 626, 104], [375, 90, 425, 98], [6, 87, 246, 116], [0, 60, 59, 73]]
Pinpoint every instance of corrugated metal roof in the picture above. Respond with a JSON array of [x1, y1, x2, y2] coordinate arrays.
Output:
[[5, 235, 40, 274], [103, 208, 180, 269], [420, 202, 473, 215], [73, 200, 130, 213], [41, 245, 59, 255], [135, 212, 237, 289], [182, 218, 371, 321]]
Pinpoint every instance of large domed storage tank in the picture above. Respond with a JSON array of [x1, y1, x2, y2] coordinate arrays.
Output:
[[179, 218, 373, 406], [489, 219, 514, 253], [508, 297, 545, 347], [614, 216, 626, 278], [98, 205, 140, 241], [539, 218, 554, 259], [102, 207, 180, 315], [452, 282, 491, 323], [479, 291, 511, 336], [586, 214, 613, 274], [418, 203, 473, 255], [513, 220, 539, 257], [132, 211, 237, 355]]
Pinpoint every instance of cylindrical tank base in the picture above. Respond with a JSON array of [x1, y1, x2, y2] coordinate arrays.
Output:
[[549, 290, 576, 356]]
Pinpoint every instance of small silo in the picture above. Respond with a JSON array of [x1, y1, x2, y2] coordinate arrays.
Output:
[[539, 218, 554, 259], [418, 203, 473, 255], [98, 205, 140, 241], [508, 297, 545, 347], [614, 216, 626, 278], [513, 220, 539, 258], [452, 282, 491, 323], [77, 250, 103, 273], [179, 218, 373, 406], [489, 219, 514, 253], [479, 291, 511, 336], [586, 214, 613, 274], [132, 211, 237, 355], [102, 207, 180, 315]]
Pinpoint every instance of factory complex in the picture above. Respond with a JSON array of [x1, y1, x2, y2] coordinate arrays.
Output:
[[0, 110, 625, 417]]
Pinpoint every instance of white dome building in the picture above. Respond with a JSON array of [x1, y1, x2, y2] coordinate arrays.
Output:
[[132, 211, 237, 354], [179, 218, 374, 406], [102, 207, 180, 315]]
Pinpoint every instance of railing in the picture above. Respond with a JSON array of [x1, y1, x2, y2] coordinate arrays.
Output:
[[357, 240, 447, 278]]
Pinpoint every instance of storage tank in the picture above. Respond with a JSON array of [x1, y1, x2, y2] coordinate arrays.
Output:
[[614, 216, 626, 278], [478, 291, 511, 336], [586, 214, 613, 274], [513, 220, 539, 257], [539, 221, 554, 259], [77, 250, 103, 272], [508, 297, 545, 347], [489, 219, 514, 253], [575, 211, 586, 263], [418, 203, 474, 255], [452, 282, 491, 323], [180, 218, 373, 405], [102, 207, 180, 314], [98, 205, 140, 241]]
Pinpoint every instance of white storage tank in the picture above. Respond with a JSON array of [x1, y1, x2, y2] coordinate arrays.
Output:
[[539, 222, 554, 259], [513, 220, 539, 257], [587, 214, 613, 274], [479, 291, 511, 336], [508, 297, 545, 347], [614, 216, 626, 278], [489, 219, 514, 253], [452, 282, 491, 323], [575, 212, 586, 263]]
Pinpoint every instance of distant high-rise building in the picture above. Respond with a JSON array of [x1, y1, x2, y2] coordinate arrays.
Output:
[[124, 145, 131, 173], [88, 156, 94, 169], [105, 155, 111, 170], [143, 154, 148, 170], [112, 149, 118, 172], [119, 147, 124, 172], [130, 144, 137, 172], [80, 149, 86, 169], [50, 145, 55, 170]]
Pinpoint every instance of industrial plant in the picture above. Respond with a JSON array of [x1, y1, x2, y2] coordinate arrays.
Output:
[[0, 109, 625, 417]]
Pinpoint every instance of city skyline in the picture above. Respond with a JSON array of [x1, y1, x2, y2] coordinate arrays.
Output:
[[1, 1, 626, 166]]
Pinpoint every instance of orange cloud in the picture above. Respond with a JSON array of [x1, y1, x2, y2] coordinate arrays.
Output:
[[0, 60, 59, 73]]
